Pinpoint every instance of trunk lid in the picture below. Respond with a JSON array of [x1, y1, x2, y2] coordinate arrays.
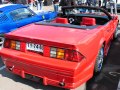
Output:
[[6, 23, 93, 48]]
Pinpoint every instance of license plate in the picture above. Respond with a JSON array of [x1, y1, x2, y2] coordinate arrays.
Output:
[[26, 43, 43, 52]]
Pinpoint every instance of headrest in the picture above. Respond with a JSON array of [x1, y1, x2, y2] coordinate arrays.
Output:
[[55, 18, 68, 24], [81, 17, 96, 26]]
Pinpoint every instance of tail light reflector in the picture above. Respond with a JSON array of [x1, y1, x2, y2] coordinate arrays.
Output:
[[57, 48, 65, 59], [4, 39, 26, 52], [10, 40, 16, 49], [72, 51, 84, 62], [65, 49, 84, 62], [16, 41, 20, 50], [50, 47, 57, 58], [4, 39, 10, 48], [65, 49, 72, 60]]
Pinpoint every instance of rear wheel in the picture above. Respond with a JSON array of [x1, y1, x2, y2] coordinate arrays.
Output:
[[94, 46, 104, 73]]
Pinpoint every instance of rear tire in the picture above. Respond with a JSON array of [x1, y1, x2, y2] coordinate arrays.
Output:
[[94, 46, 104, 73]]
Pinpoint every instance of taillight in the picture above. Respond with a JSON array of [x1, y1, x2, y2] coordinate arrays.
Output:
[[10, 40, 17, 49], [65, 49, 84, 62], [49, 47, 65, 60], [72, 50, 84, 62], [57, 48, 65, 59], [50, 47, 57, 58], [4, 39, 10, 48], [4, 39, 26, 52], [43, 46, 84, 62]]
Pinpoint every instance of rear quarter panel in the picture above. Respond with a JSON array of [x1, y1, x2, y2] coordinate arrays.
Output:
[[74, 17, 118, 75], [74, 28, 104, 75]]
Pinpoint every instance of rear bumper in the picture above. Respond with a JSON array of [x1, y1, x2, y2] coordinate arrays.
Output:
[[0, 48, 93, 89]]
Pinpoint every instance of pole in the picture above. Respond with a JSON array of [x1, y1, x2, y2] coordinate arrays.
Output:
[[114, 0, 117, 14]]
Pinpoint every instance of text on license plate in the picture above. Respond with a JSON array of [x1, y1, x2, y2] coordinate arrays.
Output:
[[26, 43, 43, 52]]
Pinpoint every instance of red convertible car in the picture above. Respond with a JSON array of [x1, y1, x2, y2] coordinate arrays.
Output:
[[0, 6, 119, 90]]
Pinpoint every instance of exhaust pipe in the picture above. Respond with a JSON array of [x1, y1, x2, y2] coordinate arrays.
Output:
[[59, 82, 65, 86], [8, 65, 14, 71], [59, 79, 65, 86]]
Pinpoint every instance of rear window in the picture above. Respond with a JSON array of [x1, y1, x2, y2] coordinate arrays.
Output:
[[10, 8, 36, 21]]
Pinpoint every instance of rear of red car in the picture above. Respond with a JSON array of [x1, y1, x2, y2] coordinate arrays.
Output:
[[0, 24, 94, 89]]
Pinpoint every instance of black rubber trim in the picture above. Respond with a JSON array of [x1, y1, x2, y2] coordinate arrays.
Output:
[[35, 21, 99, 30]]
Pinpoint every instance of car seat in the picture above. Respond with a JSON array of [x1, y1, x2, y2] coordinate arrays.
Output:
[[81, 17, 96, 26], [55, 17, 68, 24]]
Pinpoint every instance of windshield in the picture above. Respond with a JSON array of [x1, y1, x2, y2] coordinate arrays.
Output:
[[10, 8, 36, 21]]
